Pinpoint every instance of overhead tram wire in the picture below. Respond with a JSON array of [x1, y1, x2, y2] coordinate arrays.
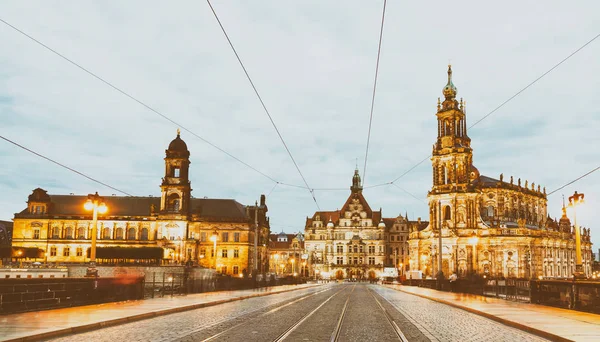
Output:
[[0, 135, 134, 196], [0, 17, 282, 187], [362, 0, 387, 186], [385, 31, 600, 186], [206, 0, 320, 210], [547, 165, 600, 196]]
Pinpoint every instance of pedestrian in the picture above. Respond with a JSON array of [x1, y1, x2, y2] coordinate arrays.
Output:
[[449, 272, 458, 292]]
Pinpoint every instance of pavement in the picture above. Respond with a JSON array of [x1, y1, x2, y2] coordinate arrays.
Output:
[[0, 283, 320, 342], [384, 284, 600, 342], [39, 283, 552, 342]]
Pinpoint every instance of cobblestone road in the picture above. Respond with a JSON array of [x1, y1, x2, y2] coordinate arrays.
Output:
[[49, 284, 550, 342]]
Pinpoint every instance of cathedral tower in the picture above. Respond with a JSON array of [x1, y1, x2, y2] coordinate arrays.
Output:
[[431, 65, 474, 194], [160, 129, 192, 215]]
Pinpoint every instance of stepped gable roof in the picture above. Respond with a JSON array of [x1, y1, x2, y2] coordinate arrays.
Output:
[[340, 191, 373, 217]]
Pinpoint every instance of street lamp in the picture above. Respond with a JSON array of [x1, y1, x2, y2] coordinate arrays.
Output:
[[84, 192, 107, 277], [568, 191, 585, 279], [469, 232, 479, 275], [210, 230, 218, 271]]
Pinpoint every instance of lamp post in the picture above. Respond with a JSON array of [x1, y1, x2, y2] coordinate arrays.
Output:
[[84, 192, 107, 277], [210, 230, 218, 271], [568, 191, 585, 279], [469, 232, 479, 275]]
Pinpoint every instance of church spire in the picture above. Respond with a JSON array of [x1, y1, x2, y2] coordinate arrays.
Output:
[[442, 64, 457, 100]]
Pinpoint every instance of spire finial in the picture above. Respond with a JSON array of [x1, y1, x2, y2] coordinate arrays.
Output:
[[177, 128, 181, 136], [442, 64, 457, 99], [447, 64, 452, 83]]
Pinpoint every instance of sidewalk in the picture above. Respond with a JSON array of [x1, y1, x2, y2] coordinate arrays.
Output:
[[0, 283, 320, 342], [385, 284, 600, 342]]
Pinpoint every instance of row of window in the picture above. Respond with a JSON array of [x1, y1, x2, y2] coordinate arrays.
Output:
[[48, 246, 84, 257], [335, 245, 383, 254], [199, 247, 240, 258], [34, 227, 151, 241], [336, 256, 376, 265], [4, 274, 66, 278], [196, 232, 241, 243], [220, 265, 240, 275]]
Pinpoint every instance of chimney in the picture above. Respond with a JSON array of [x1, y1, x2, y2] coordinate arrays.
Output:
[[417, 217, 421, 224]]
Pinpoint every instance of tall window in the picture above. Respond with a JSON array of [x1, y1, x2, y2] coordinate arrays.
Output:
[[141, 228, 149, 241], [115, 228, 124, 240], [200, 232, 207, 242], [173, 168, 180, 177], [51, 227, 59, 239], [337, 245, 343, 253], [167, 193, 181, 211], [368, 257, 375, 265], [127, 228, 136, 240], [103, 227, 111, 239], [211, 248, 214, 257], [65, 227, 73, 239], [33, 229, 40, 239], [233, 266, 239, 275], [220, 266, 227, 274], [444, 206, 451, 220], [234, 232, 240, 242], [337, 257, 343, 265], [353, 245, 358, 253], [76, 247, 83, 257], [50, 246, 57, 256], [222, 232, 229, 242], [369, 245, 375, 254], [77, 227, 86, 239], [63, 247, 70, 257], [234, 249, 239, 258], [222, 249, 228, 258]]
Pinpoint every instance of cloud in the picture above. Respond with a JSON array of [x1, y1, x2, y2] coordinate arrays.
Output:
[[0, 0, 599, 250]]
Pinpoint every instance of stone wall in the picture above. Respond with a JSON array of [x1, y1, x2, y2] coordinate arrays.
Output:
[[67, 265, 216, 283]]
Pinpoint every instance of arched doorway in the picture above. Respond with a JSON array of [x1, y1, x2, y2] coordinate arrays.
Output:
[[368, 270, 376, 280], [335, 270, 344, 280]]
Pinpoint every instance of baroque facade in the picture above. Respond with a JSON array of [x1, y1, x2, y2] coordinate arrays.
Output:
[[268, 232, 305, 276], [408, 66, 593, 279], [11, 131, 270, 276], [304, 169, 426, 280]]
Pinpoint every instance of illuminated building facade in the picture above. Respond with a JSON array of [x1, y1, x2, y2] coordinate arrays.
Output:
[[408, 66, 593, 279], [10, 131, 270, 276]]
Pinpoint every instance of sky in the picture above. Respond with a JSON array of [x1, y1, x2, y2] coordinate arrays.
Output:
[[1, 1, 599, 251]]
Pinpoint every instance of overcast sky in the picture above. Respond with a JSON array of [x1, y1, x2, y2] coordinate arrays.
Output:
[[1, 1, 599, 250]]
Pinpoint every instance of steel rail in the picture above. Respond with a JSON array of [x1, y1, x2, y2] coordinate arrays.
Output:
[[368, 287, 409, 342]]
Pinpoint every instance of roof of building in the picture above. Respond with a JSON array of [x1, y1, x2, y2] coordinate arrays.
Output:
[[17, 192, 248, 220]]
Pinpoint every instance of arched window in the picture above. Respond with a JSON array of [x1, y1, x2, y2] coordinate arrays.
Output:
[[127, 228, 136, 240], [102, 227, 111, 239], [167, 193, 181, 211], [444, 206, 451, 220], [115, 228, 124, 240], [141, 228, 149, 241], [77, 227, 86, 239], [487, 206, 494, 218], [65, 226, 74, 239], [52, 227, 60, 239]]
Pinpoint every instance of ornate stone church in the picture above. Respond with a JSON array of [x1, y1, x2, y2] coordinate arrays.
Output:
[[408, 66, 593, 279], [11, 131, 270, 276]]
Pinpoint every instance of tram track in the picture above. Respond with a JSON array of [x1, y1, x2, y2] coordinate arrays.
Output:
[[330, 285, 356, 342], [196, 285, 344, 342], [368, 287, 409, 342], [172, 285, 334, 342]]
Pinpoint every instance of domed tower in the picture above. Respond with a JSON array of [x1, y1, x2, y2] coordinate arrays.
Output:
[[431, 65, 474, 194], [160, 129, 192, 215]]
